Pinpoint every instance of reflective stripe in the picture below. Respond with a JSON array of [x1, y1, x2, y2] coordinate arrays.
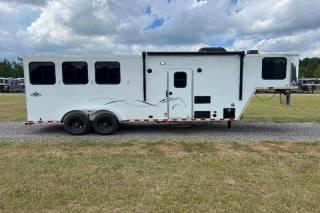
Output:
[[25, 121, 60, 125], [126, 118, 233, 122]]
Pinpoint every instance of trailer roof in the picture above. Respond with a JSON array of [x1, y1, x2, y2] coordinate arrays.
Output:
[[146, 51, 245, 56], [24, 51, 299, 59]]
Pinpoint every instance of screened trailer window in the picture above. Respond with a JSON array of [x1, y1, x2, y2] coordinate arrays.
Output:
[[62, 62, 88, 85], [262, 57, 287, 80], [95, 62, 121, 84], [174, 72, 187, 88], [29, 62, 56, 85]]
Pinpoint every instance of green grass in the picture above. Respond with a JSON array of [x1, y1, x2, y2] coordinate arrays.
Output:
[[0, 140, 319, 212], [243, 95, 320, 122], [0, 94, 320, 122], [0, 94, 26, 121]]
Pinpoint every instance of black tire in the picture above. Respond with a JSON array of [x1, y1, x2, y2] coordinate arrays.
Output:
[[92, 113, 119, 135], [63, 112, 90, 135]]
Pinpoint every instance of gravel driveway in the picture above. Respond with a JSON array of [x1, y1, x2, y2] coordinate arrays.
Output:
[[0, 122, 320, 142]]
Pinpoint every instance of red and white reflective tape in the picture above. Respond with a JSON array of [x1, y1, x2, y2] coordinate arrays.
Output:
[[25, 118, 235, 125], [126, 118, 235, 123], [25, 120, 60, 125]]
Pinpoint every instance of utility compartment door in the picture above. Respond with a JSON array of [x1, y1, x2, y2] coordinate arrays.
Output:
[[167, 69, 193, 119]]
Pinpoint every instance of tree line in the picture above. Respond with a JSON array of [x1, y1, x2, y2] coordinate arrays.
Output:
[[0, 57, 320, 79], [0, 58, 24, 78], [299, 58, 320, 78]]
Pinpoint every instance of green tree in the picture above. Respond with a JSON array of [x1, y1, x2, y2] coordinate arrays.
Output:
[[314, 65, 320, 78], [11, 58, 24, 78], [0, 58, 24, 78], [299, 57, 320, 78]]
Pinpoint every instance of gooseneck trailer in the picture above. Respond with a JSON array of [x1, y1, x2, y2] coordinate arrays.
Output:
[[23, 49, 299, 135]]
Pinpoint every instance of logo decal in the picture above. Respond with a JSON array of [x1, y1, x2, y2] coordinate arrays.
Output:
[[30, 91, 41, 97]]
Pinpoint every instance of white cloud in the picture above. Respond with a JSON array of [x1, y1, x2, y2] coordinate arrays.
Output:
[[0, 0, 320, 59], [0, 2, 18, 15], [0, 0, 48, 7], [253, 29, 320, 57], [231, 0, 320, 35]]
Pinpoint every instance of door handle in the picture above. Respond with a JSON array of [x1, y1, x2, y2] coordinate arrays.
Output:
[[166, 91, 173, 96]]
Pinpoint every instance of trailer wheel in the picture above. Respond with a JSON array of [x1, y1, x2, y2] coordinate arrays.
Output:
[[92, 113, 119, 135], [63, 112, 90, 135]]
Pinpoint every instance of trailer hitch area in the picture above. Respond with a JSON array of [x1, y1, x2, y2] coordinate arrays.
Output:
[[277, 89, 292, 106]]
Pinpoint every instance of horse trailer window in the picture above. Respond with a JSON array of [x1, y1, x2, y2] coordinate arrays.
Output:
[[262, 57, 287, 80], [95, 62, 121, 84], [29, 62, 56, 85], [62, 62, 88, 85], [174, 72, 187, 88]]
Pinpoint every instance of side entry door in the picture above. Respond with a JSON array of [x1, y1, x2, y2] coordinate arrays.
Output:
[[167, 69, 193, 119]]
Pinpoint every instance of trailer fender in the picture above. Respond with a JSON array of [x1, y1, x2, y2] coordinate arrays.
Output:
[[61, 110, 88, 123], [89, 110, 121, 123]]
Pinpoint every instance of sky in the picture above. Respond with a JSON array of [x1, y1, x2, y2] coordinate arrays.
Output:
[[0, 0, 319, 60]]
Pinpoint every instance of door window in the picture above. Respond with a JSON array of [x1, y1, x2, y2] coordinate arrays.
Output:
[[174, 72, 187, 88]]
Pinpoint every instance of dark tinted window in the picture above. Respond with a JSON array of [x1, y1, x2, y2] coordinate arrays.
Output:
[[62, 62, 88, 85], [29, 62, 55, 85], [262, 57, 287, 80], [174, 72, 187, 88], [95, 62, 121, 84]]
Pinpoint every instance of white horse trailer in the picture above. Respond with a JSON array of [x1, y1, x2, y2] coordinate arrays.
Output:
[[23, 50, 299, 135]]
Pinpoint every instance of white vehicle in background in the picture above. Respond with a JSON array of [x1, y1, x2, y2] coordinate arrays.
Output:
[[23, 48, 299, 135], [297, 78, 319, 93], [0, 78, 25, 93], [16, 78, 25, 91], [0, 78, 5, 92]]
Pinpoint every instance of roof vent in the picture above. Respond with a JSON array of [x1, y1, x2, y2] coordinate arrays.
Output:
[[247, 50, 259, 54], [199, 47, 227, 52]]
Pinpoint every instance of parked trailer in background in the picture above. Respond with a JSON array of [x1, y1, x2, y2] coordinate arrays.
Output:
[[23, 49, 299, 135], [16, 78, 25, 92], [0, 78, 4, 92], [297, 78, 319, 93], [0, 78, 25, 93]]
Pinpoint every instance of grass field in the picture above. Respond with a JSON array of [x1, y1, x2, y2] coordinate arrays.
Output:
[[1, 93, 319, 122], [243, 94, 320, 122], [0, 94, 320, 211], [0, 94, 26, 121], [0, 140, 319, 212]]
